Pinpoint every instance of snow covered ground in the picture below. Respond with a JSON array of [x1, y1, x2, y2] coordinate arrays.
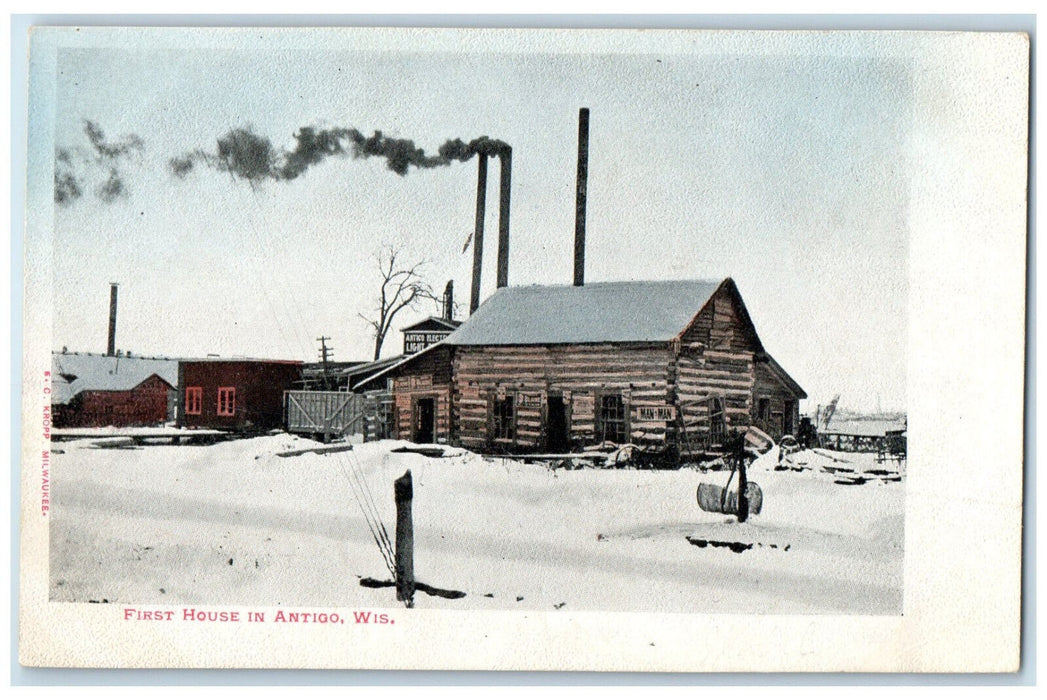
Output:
[[49, 435, 903, 614]]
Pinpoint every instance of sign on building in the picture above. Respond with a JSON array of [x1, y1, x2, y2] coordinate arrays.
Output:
[[403, 331, 452, 354], [633, 404, 676, 422]]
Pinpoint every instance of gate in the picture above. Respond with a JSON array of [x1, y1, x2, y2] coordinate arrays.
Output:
[[284, 390, 366, 439]]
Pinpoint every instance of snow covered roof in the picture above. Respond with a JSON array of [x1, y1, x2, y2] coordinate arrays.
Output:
[[758, 353, 808, 399], [51, 352, 178, 405], [444, 279, 726, 346], [343, 354, 406, 380], [351, 342, 445, 391], [400, 316, 462, 333]]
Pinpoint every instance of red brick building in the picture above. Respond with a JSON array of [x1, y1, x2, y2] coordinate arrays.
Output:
[[177, 359, 303, 431], [51, 351, 178, 427]]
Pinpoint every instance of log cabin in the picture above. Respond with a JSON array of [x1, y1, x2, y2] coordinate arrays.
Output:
[[362, 278, 805, 460]]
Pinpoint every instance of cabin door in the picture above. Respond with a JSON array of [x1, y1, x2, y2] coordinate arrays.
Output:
[[414, 397, 436, 444], [546, 395, 569, 452]]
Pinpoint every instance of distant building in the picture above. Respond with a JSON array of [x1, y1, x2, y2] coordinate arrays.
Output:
[[819, 417, 908, 453], [298, 361, 368, 391], [51, 351, 178, 428], [356, 278, 806, 458], [177, 358, 303, 431]]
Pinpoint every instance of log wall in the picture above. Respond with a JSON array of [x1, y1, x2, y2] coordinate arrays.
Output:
[[679, 283, 761, 352], [391, 382, 452, 443], [389, 345, 454, 443], [452, 343, 673, 452], [751, 360, 800, 440], [671, 283, 762, 455], [674, 349, 756, 454]]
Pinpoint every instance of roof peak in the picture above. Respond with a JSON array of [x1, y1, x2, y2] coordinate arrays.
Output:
[[500, 278, 728, 291], [448, 278, 732, 346], [52, 349, 178, 361]]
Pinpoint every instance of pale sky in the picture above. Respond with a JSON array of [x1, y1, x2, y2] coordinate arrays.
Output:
[[38, 29, 912, 412]]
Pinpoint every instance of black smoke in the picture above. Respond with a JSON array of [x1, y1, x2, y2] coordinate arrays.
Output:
[[54, 120, 144, 205], [84, 120, 144, 160], [171, 125, 509, 183], [53, 152, 82, 205], [97, 169, 127, 202]]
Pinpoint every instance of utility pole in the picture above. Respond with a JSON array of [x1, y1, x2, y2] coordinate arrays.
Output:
[[317, 336, 333, 389]]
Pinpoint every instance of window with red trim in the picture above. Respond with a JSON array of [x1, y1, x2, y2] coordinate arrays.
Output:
[[217, 387, 236, 416], [185, 387, 202, 415]]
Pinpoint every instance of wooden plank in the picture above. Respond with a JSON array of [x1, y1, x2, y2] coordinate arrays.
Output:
[[276, 444, 355, 458]]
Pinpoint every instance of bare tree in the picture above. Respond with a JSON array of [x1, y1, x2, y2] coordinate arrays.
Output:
[[359, 246, 440, 360]]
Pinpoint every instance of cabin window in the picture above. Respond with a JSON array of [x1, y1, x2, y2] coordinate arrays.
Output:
[[758, 397, 770, 422], [783, 400, 795, 435], [709, 396, 727, 445], [492, 395, 515, 441], [598, 394, 627, 444], [217, 387, 236, 416], [185, 387, 202, 415]]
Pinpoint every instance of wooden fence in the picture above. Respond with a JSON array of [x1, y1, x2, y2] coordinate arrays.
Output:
[[818, 431, 907, 465], [363, 390, 395, 441], [285, 390, 366, 440], [818, 432, 885, 453], [284, 389, 396, 442]]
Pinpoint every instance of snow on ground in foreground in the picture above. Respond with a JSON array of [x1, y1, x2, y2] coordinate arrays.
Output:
[[50, 435, 903, 614]]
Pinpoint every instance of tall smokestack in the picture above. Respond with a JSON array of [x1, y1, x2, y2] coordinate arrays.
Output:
[[443, 280, 454, 321], [470, 154, 488, 314], [496, 147, 512, 289], [574, 108, 589, 287], [107, 282, 118, 356]]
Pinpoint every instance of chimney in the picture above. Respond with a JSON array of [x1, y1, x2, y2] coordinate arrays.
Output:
[[574, 108, 589, 286], [107, 283, 118, 357], [469, 154, 488, 314], [496, 147, 512, 289], [443, 280, 454, 321]]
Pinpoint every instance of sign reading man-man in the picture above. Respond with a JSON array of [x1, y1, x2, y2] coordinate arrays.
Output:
[[633, 404, 676, 422]]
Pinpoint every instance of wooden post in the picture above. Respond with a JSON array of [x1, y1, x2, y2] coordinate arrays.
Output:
[[394, 470, 415, 607], [731, 431, 749, 523], [736, 456, 749, 523]]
